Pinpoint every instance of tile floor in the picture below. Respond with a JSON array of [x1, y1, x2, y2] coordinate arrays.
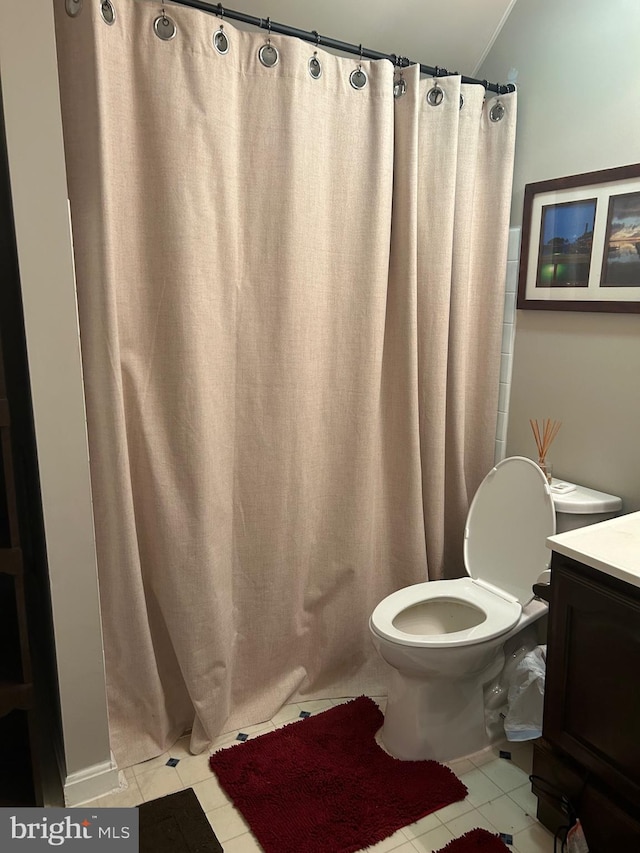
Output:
[[92, 697, 556, 853]]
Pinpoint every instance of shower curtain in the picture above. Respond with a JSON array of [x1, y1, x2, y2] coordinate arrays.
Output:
[[54, 0, 516, 767]]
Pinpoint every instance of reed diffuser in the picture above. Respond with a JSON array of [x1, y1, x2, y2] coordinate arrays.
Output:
[[530, 418, 561, 484]]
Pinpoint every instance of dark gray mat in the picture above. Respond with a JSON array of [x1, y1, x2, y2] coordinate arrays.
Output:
[[138, 787, 223, 852]]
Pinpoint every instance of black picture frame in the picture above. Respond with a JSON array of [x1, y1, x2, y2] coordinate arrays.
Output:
[[517, 164, 640, 312]]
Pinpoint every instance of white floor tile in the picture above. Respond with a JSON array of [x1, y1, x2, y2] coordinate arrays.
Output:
[[192, 776, 231, 812], [470, 741, 508, 768], [94, 777, 144, 808], [269, 703, 301, 725], [443, 808, 500, 838], [331, 697, 355, 707], [478, 793, 536, 835], [478, 757, 531, 793], [508, 782, 539, 818], [457, 768, 504, 807], [206, 803, 251, 843], [431, 796, 475, 824], [175, 752, 215, 787], [471, 740, 534, 775], [234, 721, 276, 738], [295, 698, 334, 714], [216, 830, 264, 852], [512, 821, 556, 853], [135, 766, 184, 802], [400, 811, 441, 839], [408, 824, 455, 852], [209, 731, 242, 753], [374, 730, 395, 756], [132, 751, 172, 777], [444, 757, 475, 776], [360, 828, 412, 852]]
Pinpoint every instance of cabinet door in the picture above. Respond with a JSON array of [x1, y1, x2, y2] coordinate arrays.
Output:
[[533, 740, 640, 850], [544, 559, 640, 807]]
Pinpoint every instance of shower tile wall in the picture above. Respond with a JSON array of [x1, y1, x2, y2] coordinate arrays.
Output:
[[495, 227, 520, 464]]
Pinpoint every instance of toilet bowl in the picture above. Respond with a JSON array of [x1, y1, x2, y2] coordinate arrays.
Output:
[[369, 456, 621, 763]]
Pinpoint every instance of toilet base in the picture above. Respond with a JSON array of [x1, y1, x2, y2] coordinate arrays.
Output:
[[380, 662, 502, 762]]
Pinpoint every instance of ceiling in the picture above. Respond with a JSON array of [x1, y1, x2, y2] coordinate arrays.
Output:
[[204, 0, 519, 83]]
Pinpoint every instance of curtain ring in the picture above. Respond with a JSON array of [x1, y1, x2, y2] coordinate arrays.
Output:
[[426, 66, 445, 106], [393, 54, 407, 99], [100, 0, 116, 25], [489, 95, 506, 122], [65, 0, 83, 17], [258, 19, 279, 67], [213, 0, 228, 54], [213, 16, 229, 54], [350, 47, 368, 90], [308, 52, 322, 79], [393, 77, 407, 98], [489, 82, 506, 122], [154, 7, 177, 40], [308, 30, 322, 79]]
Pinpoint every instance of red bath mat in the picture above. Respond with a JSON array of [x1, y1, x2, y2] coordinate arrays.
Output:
[[209, 695, 467, 853], [436, 828, 511, 852]]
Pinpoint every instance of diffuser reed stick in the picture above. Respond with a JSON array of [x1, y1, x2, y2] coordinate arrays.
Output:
[[529, 418, 561, 482]]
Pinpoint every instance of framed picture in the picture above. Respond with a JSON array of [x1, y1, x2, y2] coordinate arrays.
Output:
[[517, 163, 640, 312]]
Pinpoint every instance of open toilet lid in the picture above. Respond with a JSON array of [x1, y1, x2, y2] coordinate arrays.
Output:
[[464, 456, 556, 605]]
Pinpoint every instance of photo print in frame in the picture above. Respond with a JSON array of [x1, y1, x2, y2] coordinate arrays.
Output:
[[518, 163, 640, 312]]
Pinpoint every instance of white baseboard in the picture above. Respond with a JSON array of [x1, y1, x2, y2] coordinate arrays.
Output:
[[63, 758, 120, 807]]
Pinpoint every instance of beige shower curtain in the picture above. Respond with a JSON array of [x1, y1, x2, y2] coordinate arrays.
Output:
[[54, 0, 516, 768]]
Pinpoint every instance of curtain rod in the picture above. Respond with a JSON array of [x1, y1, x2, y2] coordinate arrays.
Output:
[[165, 0, 515, 95]]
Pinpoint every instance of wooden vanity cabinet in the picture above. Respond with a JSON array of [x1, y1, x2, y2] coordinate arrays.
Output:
[[532, 552, 640, 847]]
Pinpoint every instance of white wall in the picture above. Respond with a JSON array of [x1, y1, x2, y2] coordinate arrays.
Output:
[[0, 0, 117, 804], [480, 0, 640, 512]]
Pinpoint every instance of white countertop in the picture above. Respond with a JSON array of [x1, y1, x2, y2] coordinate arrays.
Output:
[[546, 511, 640, 589]]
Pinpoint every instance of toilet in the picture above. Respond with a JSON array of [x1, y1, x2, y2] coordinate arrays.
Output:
[[369, 456, 621, 763]]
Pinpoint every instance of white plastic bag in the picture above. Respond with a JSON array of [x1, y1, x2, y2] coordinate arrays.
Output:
[[503, 645, 546, 741], [484, 628, 541, 742]]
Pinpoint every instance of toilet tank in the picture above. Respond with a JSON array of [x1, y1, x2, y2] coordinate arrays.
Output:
[[550, 480, 622, 533]]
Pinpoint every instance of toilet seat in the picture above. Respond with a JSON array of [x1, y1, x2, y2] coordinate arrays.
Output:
[[370, 457, 556, 649], [369, 577, 521, 648], [464, 456, 556, 605]]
